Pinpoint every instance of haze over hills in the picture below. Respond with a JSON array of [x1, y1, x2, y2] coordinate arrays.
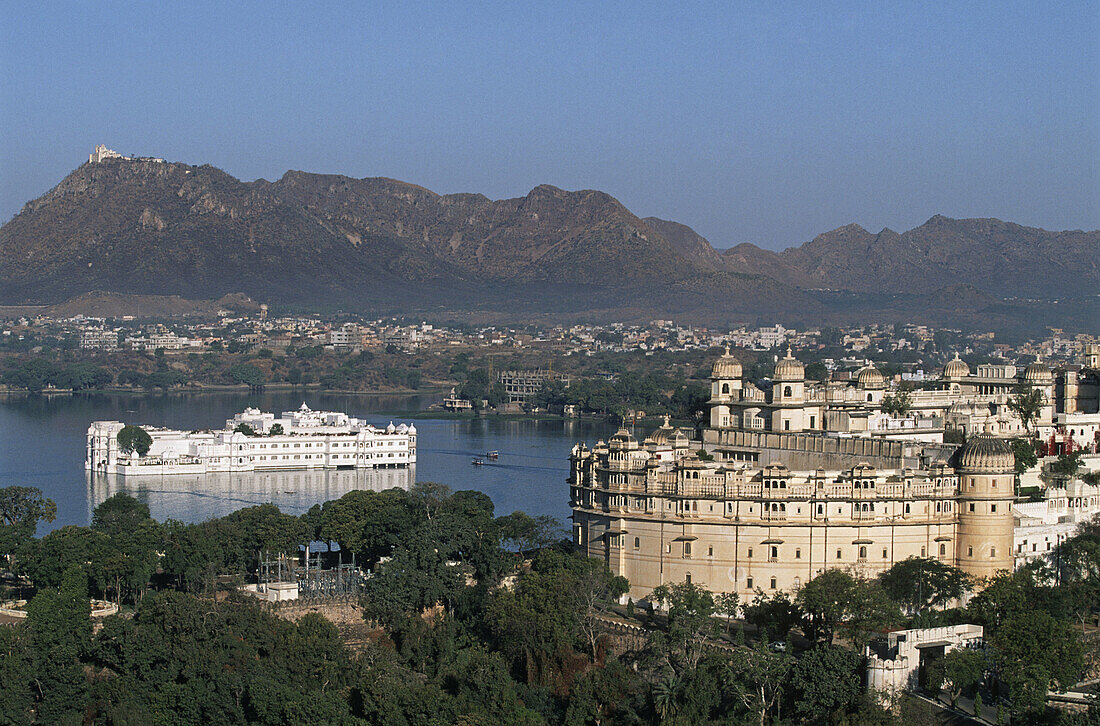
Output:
[[1, 154, 1097, 332]]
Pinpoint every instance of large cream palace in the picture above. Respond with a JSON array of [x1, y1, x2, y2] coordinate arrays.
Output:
[[569, 349, 1070, 603]]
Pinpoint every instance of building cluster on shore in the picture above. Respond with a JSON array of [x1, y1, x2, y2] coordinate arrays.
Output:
[[571, 347, 1100, 604]]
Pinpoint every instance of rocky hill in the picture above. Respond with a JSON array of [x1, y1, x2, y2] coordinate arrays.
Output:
[[1, 154, 1096, 330]]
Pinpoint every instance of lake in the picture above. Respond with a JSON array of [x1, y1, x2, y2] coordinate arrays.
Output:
[[0, 391, 622, 534]]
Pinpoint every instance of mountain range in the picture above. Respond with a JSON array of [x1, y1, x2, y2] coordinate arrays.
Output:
[[1, 155, 1096, 332]]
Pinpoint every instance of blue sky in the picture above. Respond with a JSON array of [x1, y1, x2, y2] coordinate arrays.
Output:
[[2, 1, 1096, 250]]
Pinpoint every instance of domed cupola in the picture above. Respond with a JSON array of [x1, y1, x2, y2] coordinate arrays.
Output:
[[856, 365, 885, 390], [943, 354, 970, 380], [711, 346, 742, 379], [774, 346, 804, 381], [954, 434, 1014, 473], [1021, 358, 1052, 384]]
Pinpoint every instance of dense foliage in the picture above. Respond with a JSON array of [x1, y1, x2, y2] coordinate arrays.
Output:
[[0, 483, 1096, 724]]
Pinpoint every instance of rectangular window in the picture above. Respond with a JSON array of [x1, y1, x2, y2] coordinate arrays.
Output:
[[836, 548, 842, 559], [748, 547, 753, 559], [991, 504, 997, 513], [770, 577, 777, 589], [708, 546, 713, 557], [684, 542, 692, 556], [770, 546, 778, 559], [795, 548, 801, 559], [969, 503, 975, 512], [747, 577, 753, 589], [968, 546, 973, 557]]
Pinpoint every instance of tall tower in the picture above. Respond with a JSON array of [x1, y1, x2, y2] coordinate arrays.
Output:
[[709, 347, 742, 428], [954, 434, 1015, 579]]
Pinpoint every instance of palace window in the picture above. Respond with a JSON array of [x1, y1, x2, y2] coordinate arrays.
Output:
[[883, 548, 888, 558], [722, 383, 729, 394], [784, 386, 792, 397], [770, 546, 778, 560], [708, 546, 714, 557], [747, 577, 753, 589], [969, 503, 975, 512], [905, 503, 911, 514], [990, 547, 996, 558], [748, 548, 753, 558], [991, 504, 997, 513], [795, 548, 801, 559], [770, 577, 777, 590], [940, 544, 946, 556], [921, 546, 926, 557], [634, 537, 640, 549], [685, 573, 692, 585], [684, 542, 693, 557], [666, 544, 672, 553], [858, 546, 867, 560], [836, 548, 842, 559], [968, 546, 973, 557]]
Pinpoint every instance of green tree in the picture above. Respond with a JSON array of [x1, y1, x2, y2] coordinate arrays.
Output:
[[1008, 383, 1044, 433], [116, 425, 152, 456], [27, 565, 91, 724], [713, 591, 740, 636], [1010, 438, 1038, 476], [724, 640, 794, 726], [233, 422, 259, 436], [650, 581, 717, 672], [881, 389, 913, 417], [269, 423, 284, 435], [742, 589, 800, 640], [796, 569, 900, 647], [788, 643, 864, 721], [990, 609, 1084, 716], [0, 485, 56, 559], [1051, 450, 1085, 481], [926, 647, 984, 706], [91, 494, 160, 604], [878, 556, 970, 614]]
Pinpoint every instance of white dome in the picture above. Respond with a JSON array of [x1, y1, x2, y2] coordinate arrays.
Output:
[[774, 347, 804, 381]]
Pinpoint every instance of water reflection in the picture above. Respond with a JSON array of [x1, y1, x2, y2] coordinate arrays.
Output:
[[88, 466, 414, 523]]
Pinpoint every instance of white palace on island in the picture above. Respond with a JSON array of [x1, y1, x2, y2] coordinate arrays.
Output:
[[86, 404, 416, 476]]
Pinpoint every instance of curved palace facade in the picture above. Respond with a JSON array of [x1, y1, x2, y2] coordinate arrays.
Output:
[[570, 351, 1019, 602]]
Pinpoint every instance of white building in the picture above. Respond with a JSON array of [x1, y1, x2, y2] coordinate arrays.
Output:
[[1013, 476, 1100, 568], [866, 624, 984, 698], [79, 329, 119, 350], [86, 403, 416, 475]]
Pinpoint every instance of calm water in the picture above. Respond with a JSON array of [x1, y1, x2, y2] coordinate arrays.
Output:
[[0, 392, 620, 534]]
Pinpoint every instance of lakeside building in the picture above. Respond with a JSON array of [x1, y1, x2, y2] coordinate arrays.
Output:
[[707, 347, 1057, 441], [571, 425, 1016, 602], [499, 369, 571, 403], [86, 403, 416, 476], [570, 350, 1098, 604]]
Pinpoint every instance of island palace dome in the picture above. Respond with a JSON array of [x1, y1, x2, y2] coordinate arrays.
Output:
[[943, 354, 971, 380], [856, 365, 886, 390], [954, 433, 1015, 472], [774, 347, 805, 381], [711, 347, 742, 379]]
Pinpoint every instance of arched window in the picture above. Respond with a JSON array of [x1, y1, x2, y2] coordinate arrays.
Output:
[[685, 573, 692, 585], [783, 386, 793, 397], [939, 543, 946, 556], [634, 537, 640, 549], [858, 546, 867, 559], [867, 393, 873, 402], [722, 383, 729, 394]]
